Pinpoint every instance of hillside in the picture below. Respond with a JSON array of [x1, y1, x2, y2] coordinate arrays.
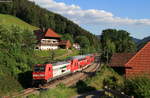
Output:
[[137, 36, 150, 50], [138, 36, 150, 44], [0, 14, 38, 31], [132, 37, 141, 43], [0, 0, 100, 51]]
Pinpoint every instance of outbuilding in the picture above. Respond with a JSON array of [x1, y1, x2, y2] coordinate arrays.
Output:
[[109, 53, 135, 76], [109, 42, 150, 78], [125, 42, 150, 77]]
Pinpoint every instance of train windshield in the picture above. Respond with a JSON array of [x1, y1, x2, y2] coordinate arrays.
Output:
[[34, 66, 45, 72], [65, 57, 73, 61]]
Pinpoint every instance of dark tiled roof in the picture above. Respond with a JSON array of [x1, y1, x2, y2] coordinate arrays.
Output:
[[109, 53, 135, 67], [125, 42, 150, 67]]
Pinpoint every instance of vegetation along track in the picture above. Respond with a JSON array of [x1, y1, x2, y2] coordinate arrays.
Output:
[[3, 56, 100, 98]]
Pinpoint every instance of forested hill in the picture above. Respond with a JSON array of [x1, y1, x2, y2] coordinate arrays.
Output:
[[137, 36, 150, 50], [0, 0, 100, 51]]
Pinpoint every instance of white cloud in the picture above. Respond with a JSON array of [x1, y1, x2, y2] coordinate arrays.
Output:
[[29, 0, 150, 26], [28, 0, 150, 39]]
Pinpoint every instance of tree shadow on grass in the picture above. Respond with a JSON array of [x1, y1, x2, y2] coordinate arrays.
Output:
[[74, 80, 111, 98], [81, 71, 96, 77], [18, 71, 32, 88], [75, 80, 96, 94], [76, 90, 111, 98]]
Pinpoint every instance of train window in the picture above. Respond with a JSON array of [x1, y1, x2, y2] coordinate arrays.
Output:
[[62, 69, 65, 72], [34, 66, 45, 72], [78, 58, 85, 61]]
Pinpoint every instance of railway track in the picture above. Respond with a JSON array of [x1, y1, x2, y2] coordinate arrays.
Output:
[[3, 58, 100, 98]]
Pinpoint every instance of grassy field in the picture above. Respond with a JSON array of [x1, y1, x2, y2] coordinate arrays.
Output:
[[35, 49, 68, 58], [55, 49, 80, 61], [28, 84, 77, 98], [34, 49, 79, 63], [0, 74, 23, 96], [0, 14, 38, 31]]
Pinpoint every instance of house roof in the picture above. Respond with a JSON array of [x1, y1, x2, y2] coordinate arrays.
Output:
[[125, 42, 150, 67], [44, 28, 61, 38], [109, 53, 135, 67]]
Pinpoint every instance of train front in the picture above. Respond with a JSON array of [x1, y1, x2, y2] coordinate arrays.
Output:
[[32, 64, 48, 85]]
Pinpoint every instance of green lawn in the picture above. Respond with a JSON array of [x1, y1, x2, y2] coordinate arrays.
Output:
[[55, 49, 80, 61], [35, 49, 68, 57], [28, 84, 77, 98], [0, 14, 38, 31], [34, 49, 79, 63]]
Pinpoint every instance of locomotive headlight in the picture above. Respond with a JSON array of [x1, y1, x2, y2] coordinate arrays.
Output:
[[33, 74, 45, 77]]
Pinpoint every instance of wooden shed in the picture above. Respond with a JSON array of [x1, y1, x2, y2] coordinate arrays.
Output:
[[109, 53, 135, 76], [59, 40, 71, 49]]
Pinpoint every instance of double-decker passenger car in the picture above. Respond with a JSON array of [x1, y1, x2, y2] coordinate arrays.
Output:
[[32, 54, 95, 85]]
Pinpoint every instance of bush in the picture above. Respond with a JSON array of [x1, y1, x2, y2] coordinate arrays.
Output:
[[0, 24, 37, 94], [86, 65, 124, 91], [124, 76, 150, 98]]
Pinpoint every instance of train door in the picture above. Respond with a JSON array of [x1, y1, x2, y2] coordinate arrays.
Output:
[[70, 59, 78, 72], [45, 64, 53, 82]]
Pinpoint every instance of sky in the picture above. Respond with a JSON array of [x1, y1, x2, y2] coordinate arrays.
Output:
[[29, 0, 150, 39]]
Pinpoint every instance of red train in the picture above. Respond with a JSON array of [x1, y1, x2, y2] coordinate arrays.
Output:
[[32, 54, 95, 84]]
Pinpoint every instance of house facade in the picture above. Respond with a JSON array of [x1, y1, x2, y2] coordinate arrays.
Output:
[[38, 39, 59, 50], [35, 28, 71, 50], [73, 43, 80, 50]]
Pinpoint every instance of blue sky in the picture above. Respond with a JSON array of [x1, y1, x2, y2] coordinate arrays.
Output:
[[30, 0, 150, 39], [56, 0, 150, 19]]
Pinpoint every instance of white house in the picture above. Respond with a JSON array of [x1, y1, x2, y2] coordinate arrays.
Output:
[[35, 28, 61, 50], [73, 43, 80, 50]]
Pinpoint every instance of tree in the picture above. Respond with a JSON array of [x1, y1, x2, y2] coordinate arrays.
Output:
[[101, 29, 136, 62], [75, 36, 91, 54], [0, 24, 36, 78], [76, 36, 90, 48], [61, 33, 74, 44]]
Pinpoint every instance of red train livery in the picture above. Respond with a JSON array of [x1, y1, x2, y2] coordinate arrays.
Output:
[[32, 54, 95, 84]]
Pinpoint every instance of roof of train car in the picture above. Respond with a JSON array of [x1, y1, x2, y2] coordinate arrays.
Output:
[[52, 61, 70, 66], [35, 54, 94, 67], [85, 54, 93, 56], [68, 55, 86, 60]]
